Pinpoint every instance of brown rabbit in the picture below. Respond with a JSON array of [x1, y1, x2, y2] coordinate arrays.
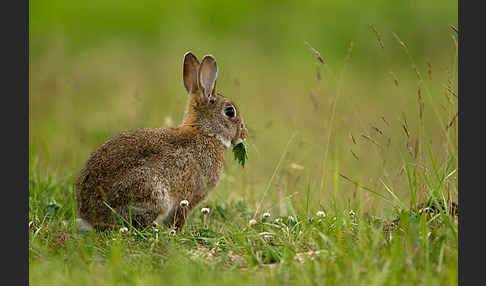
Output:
[[74, 52, 248, 231]]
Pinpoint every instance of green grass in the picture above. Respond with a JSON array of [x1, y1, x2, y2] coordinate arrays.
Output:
[[29, 163, 457, 285], [29, 2, 457, 283]]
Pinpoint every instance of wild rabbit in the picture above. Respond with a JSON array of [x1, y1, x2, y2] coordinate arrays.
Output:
[[74, 52, 247, 231]]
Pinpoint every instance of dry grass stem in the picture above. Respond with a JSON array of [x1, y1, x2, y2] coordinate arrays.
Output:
[[361, 134, 381, 148], [393, 32, 409, 55], [304, 41, 325, 64], [402, 123, 410, 139], [412, 64, 422, 81], [446, 86, 457, 99], [451, 35, 458, 56], [350, 132, 357, 144], [345, 41, 354, 62], [381, 116, 390, 127], [418, 82, 424, 120], [371, 126, 384, 136], [386, 137, 392, 148], [446, 112, 458, 130], [449, 24, 458, 34], [369, 24, 385, 50], [389, 71, 399, 87], [316, 65, 322, 81], [427, 61, 432, 80], [308, 92, 320, 111], [413, 137, 419, 159], [401, 114, 410, 137], [254, 132, 296, 218]]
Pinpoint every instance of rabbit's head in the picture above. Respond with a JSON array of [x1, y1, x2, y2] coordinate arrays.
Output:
[[182, 52, 247, 148]]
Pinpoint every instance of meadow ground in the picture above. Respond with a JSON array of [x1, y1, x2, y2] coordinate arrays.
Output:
[[29, 3, 458, 283]]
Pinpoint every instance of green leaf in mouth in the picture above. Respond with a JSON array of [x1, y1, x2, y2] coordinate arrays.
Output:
[[232, 142, 248, 167]]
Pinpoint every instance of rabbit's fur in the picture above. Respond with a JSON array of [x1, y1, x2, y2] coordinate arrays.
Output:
[[74, 52, 247, 230]]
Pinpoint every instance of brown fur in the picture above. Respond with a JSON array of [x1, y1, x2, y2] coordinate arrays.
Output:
[[74, 53, 247, 230]]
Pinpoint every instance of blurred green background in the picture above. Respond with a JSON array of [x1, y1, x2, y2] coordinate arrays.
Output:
[[29, 0, 457, 216]]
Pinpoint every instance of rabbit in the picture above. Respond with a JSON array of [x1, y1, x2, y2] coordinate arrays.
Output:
[[74, 52, 248, 231]]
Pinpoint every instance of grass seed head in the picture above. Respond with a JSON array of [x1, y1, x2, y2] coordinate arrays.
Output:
[[304, 41, 325, 64], [369, 24, 385, 50]]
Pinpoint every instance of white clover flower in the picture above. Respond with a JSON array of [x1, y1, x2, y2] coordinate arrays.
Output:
[[180, 200, 189, 207], [249, 219, 257, 226], [169, 229, 177, 236], [119, 227, 129, 233], [316, 211, 326, 218], [201, 207, 210, 215], [263, 212, 271, 219]]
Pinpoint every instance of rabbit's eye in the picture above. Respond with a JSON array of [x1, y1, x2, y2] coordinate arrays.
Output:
[[224, 106, 236, 118]]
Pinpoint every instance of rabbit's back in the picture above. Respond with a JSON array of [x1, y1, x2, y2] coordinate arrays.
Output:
[[76, 128, 179, 187], [74, 127, 225, 228]]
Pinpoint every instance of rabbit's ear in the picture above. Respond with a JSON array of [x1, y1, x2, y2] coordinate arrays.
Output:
[[198, 55, 218, 102], [183, 52, 200, 96]]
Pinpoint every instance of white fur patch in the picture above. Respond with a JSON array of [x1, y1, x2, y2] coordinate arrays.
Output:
[[152, 184, 172, 226], [218, 136, 232, 149], [76, 218, 93, 231]]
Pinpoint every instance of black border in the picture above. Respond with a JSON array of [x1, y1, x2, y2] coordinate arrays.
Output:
[[459, 0, 479, 285], [3, 0, 29, 284]]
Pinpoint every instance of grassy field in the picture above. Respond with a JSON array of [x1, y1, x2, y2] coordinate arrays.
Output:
[[29, 1, 457, 285]]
